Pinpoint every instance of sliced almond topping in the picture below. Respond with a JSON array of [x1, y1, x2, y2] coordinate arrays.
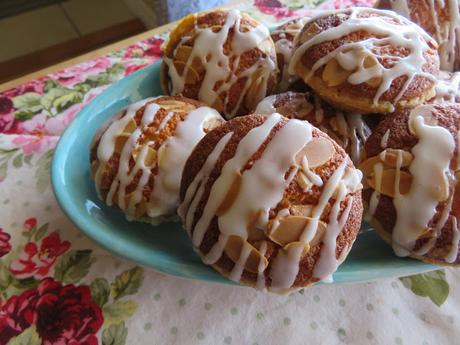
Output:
[[296, 171, 313, 191], [322, 58, 351, 87], [175, 45, 192, 62], [157, 145, 167, 169], [115, 133, 130, 153], [282, 241, 310, 256], [363, 56, 378, 68], [299, 22, 322, 43], [367, 169, 412, 197], [123, 118, 137, 133], [379, 149, 413, 168], [268, 216, 327, 247], [224, 236, 268, 273], [295, 137, 335, 168], [358, 155, 381, 177], [366, 77, 382, 87], [290, 204, 313, 217], [203, 117, 224, 132], [431, 173, 450, 202], [216, 173, 242, 216], [144, 147, 157, 166]]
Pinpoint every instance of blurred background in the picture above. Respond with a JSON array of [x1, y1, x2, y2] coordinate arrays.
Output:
[[0, 0, 229, 83]]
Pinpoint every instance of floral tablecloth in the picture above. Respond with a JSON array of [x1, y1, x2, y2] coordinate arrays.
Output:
[[0, 1, 458, 344]]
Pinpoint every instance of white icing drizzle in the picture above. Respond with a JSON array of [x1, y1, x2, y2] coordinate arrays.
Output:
[[164, 9, 276, 118], [392, 105, 455, 256], [272, 17, 310, 92], [270, 160, 361, 289], [178, 132, 233, 232], [301, 156, 323, 187], [388, 0, 460, 71], [95, 98, 223, 219], [255, 93, 369, 164], [254, 94, 277, 114], [148, 106, 222, 217], [381, 129, 390, 149], [289, 8, 437, 107], [180, 113, 362, 291], [189, 114, 283, 247], [367, 162, 384, 219], [433, 71, 460, 103], [256, 241, 268, 290]]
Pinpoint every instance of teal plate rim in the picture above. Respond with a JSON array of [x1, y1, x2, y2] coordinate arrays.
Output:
[[51, 59, 439, 288]]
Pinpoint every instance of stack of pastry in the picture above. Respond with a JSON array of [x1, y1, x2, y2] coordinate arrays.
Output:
[[90, 6, 460, 294]]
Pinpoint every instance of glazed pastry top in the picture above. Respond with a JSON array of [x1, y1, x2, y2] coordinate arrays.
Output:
[[289, 7, 439, 110], [360, 104, 460, 263], [92, 97, 224, 219], [179, 113, 362, 292], [162, 9, 277, 118], [384, 0, 460, 71]]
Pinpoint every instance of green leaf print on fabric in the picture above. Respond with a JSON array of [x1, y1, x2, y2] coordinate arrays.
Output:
[[91, 278, 111, 307], [102, 322, 128, 345], [12, 93, 43, 121], [0, 148, 20, 182], [103, 300, 138, 325], [400, 270, 450, 306], [6, 326, 40, 345], [35, 149, 53, 193], [54, 249, 95, 284], [111, 266, 144, 301]]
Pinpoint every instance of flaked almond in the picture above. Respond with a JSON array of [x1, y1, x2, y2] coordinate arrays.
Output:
[[290, 204, 313, 217], [217, 173, 242, 216], [358, 155, 381, 177], [157, 145, 167, 169], [322, 58, 350, 87], [135, 200, 147, 218], [268, 216, 327, 247], [379, 149, 413, 168], [363, 56, 378, 68], [367, 168, 412, 197], [123, 118, 137, 133], [296, 171, 313, 191], [224, 236, 268, 273], [144, 147, 157, 166], [115, 133, 130, 153], [299, 22, 322, 43], [296, 136, 335, 168], [282, 241, 310, 256], [366, 77, 382, 87], [175, 45, 192, 62], [203, 117, 224, 132]]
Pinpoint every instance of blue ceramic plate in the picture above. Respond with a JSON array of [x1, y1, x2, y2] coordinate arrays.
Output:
[[51, 60, 437, 287]]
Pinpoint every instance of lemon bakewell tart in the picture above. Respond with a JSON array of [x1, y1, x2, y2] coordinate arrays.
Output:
[[289, 7, 440, 114], [178, 113, 363, 292], [360, 103, 460, 266], [90, 96, 225, 222], [161, 9, 279, 119]]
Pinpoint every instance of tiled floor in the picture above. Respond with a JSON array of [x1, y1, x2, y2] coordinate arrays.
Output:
[[0, 0, 136, 63]]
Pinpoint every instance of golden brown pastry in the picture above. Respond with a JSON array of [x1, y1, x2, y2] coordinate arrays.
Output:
[[255, 91, 373, 163], [289, 7, 440, 114], [271, 17, 310, 92], [360, 103, 460, 265], [90, 96, 225, 222], [161, 9, 278, 119], [378, 0, 460, 71], [178, 113, 363, 292]]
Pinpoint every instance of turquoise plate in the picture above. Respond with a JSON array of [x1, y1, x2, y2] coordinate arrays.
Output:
[[51, 60, 437, 287]]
